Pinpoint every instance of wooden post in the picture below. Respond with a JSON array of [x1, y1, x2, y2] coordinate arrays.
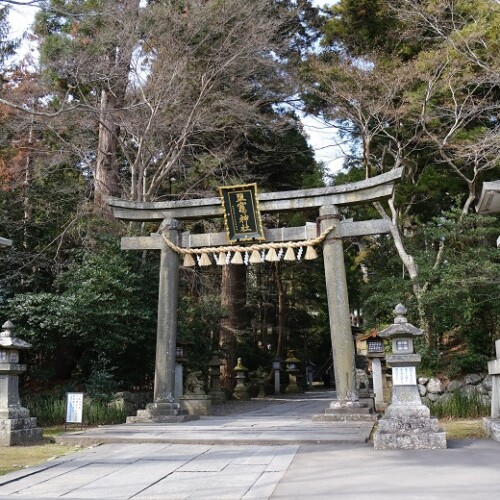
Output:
[[320, 205, 357, 401]]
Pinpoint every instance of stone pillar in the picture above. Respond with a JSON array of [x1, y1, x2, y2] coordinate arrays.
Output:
[[483, 339, 500, 440], [128, 220, 196, 423], [314, 207, 375, 423], [371, 357, 386, 411], [174, 363, 183, 403], [0, 321, 43, 446], [491, 339, 500, 418], [319, 205, 356, 401], [153, 219, 180, 404]]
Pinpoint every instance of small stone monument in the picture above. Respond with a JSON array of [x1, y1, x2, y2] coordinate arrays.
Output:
[[0, 321, 43, 446], [180, 371, 212, 416], [373, 304, 447, 450], [483, 339, 500, 441]]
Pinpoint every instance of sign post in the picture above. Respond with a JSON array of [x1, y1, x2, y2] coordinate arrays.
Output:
[[66, 392, 84, 430]]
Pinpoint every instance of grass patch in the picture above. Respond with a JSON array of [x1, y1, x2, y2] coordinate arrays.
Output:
[[0, 436, 82, 476], [42, 426, 70, 438], [426, 390, 490, 419], [439, 418, 487, 439]]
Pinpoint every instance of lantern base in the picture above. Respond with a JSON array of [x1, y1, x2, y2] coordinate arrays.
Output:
[[232, 384, 250, 401], [374, 398, 446, 449], [0, 416, 43, 446], [373, 415, 447, 450]]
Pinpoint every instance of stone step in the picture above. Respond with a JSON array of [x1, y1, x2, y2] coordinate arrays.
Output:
[[313, 413, 379, 422], [324, 406, 373, 415]]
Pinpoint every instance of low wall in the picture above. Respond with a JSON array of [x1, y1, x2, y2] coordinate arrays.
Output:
[[418, 373, 492, 407]]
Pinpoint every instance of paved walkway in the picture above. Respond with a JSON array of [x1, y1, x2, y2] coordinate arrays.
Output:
[[51, 391, 373, 447], [0, 391, 499, 499]]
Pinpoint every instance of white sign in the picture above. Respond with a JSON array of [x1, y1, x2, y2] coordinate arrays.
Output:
[[66, 392, 84, 423], [392, 366, 416, 386]]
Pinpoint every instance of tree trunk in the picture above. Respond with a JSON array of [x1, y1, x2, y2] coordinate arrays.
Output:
[[276, 263, 287, 359], [94, 88, 121, 214], [93, 0, 140, 214], [219, 264, 247, 390]]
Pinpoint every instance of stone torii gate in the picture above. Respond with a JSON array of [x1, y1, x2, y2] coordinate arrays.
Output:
[[108, 168, 403, 421]]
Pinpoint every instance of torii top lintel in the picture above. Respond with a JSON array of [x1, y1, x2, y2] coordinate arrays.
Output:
[[107, 168, 403, 222]]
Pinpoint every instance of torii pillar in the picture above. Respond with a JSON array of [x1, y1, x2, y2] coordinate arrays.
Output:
[[320, 205, 356, 401], [126, 220, 196, 423], [153, 219, 180, 405]]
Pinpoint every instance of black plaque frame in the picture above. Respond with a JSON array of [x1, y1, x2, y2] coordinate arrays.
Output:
[[219, 183, 265, 243]]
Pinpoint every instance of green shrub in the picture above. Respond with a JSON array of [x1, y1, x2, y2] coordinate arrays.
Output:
[[25, 394, 67, 426], [84, 399, 126, 425]]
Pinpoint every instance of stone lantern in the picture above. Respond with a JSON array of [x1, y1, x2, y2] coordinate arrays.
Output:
[[207, 354, 225, 404], [373, 304, 446, 450], [233, 357, 250, 400], [0, 321, 43, 446], [285, 351, 303, 394]]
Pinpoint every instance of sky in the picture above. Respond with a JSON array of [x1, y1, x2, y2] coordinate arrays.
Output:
[[7, 0, 344, 174]]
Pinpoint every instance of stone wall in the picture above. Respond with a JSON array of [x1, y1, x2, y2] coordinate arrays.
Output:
[[418, 374, 492, 408]]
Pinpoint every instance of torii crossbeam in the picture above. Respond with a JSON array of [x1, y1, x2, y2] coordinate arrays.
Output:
[[108, 168, 403, 421]]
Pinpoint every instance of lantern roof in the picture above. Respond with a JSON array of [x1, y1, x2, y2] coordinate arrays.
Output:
[[0, 321, 32, 349], [378, 304, 423, 339]]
